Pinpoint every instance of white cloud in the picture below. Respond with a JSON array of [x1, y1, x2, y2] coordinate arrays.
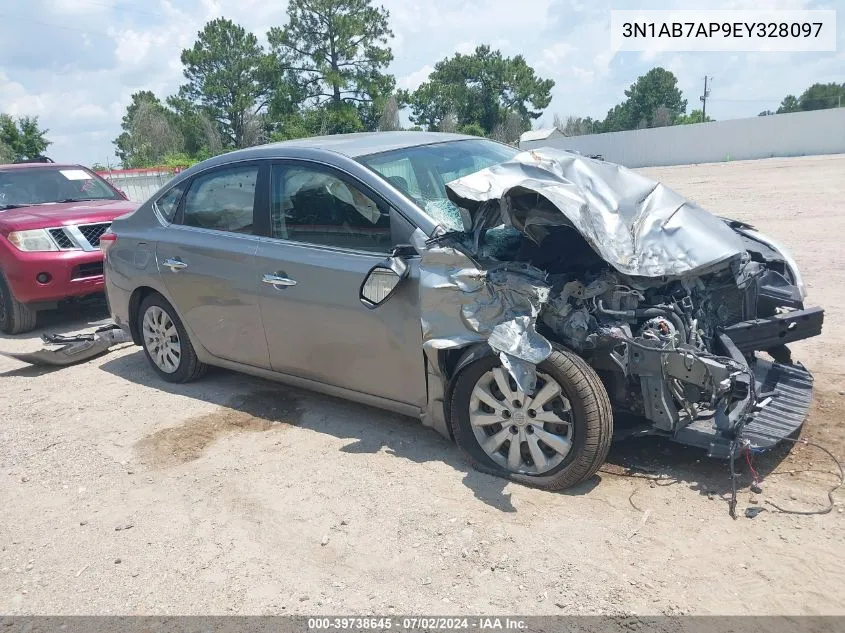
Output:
[[0, 0, 841, 165], [454, 41, 477, 55], [397, 65, 434, 91], [542, 42, 575, 67]]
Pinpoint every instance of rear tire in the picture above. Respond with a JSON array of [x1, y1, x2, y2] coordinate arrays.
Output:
[[138, 293, 207, 383], [0, 273, 38, 335], [449, 348, 613, 490]]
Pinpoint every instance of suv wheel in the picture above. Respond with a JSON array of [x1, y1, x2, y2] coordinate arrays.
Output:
[[449, 348, 613, 490], [138, 293, 206, 383], [0, 273, 38, 335]]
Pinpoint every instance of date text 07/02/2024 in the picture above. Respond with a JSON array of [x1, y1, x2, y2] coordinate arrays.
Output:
[[307, 617, 528, 630]]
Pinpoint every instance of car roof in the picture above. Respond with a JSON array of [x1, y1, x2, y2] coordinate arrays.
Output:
[[0, 163, 85, 171], [261, 131, 480, 158]]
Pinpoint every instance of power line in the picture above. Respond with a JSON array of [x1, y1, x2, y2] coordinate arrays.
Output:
[[0, 13, 114, 38]]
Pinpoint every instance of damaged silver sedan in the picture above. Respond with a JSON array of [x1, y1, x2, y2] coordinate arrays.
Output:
[[102, 132, 823, 490]]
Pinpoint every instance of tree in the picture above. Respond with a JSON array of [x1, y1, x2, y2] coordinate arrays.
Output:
[[114, 91, 183, 168], [0, 114, 51, 161], [404, 45, 554, 134], [378, 94, 401, 131], [798, 82, 845, 111], [437, 108, 459, 133], [459, 123, 486, 137], [758, 110, 775, 116], [776, 95, 800, 114], [491, 110, 525, 144], [0, 140, 13, 164], [553, 114, 595, 136], [267, 0, 395, 132], [165, 96, 224, 159], [600, 67, 687, 131], [674, 109, 713, 125], [177, 18, 275, 149], [650, 105, 673, 127]]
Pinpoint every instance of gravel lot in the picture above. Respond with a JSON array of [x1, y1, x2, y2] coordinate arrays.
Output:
[[1, 154, 844, 616]]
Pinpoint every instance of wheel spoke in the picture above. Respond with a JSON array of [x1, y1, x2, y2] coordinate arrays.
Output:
[[533, 427, 572, 457], [473, 383, 504, 411], [526, 433, 548, 472], [471, 412, 507, 427], [526, 380, 561, 410], [534, 410, 569, 425], [507, 431, 523, 470], [482, 427, 511, 454], [492, 367, 516, 401]]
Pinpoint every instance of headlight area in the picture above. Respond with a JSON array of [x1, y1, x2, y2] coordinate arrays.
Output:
[[6, 229, 59, 252], [741, 228, 808, 300]]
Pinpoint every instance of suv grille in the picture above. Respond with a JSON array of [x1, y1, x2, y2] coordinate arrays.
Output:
[[78, 223, 111, 248], [48, 228, 75, 249]]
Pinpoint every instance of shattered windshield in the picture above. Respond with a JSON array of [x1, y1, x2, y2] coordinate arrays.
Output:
[[360, 139, 518, 231], [0, 167, 121, 209]]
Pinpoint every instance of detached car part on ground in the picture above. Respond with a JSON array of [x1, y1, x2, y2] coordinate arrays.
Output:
[[88, 136, 823, 492]]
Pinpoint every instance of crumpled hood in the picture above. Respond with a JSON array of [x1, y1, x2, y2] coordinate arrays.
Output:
[[445, 147, 747, 278]]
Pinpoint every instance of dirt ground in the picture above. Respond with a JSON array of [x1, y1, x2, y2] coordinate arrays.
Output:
[[1, 154, 844, 616]]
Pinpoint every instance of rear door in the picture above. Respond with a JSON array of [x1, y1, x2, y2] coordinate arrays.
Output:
[[155, 161, 270, 368], [254, 160, 426, 407]]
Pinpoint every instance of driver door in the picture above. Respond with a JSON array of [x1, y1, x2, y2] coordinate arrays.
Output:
[[254, 161, 426, 407]]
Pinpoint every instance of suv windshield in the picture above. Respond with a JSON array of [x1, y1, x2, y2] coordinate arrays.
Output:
[[0, 167, 121, 210], [360, 139, 518, 231]]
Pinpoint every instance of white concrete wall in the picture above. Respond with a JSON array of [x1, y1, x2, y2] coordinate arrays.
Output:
[[520, 108, 845, 168], [98, 170, 176, 202]]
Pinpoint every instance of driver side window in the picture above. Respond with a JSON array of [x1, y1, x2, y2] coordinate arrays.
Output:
[[270, 164, 392, 253]]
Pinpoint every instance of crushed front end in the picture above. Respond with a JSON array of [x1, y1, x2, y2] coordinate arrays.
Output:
[[431, 147, 824, 460], [541, 255, 822, 459]]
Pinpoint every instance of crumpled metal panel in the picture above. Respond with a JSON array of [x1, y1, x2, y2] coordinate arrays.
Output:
[[417, 236, 553, 394], [445, 147, 747, 278]]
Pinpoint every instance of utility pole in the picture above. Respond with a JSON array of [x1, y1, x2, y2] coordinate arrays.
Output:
[[700, 76, 712, 120]]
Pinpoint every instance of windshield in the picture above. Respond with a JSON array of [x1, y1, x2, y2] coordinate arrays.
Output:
[[0, 167, 121, 209], [360, 139, 518, 231]]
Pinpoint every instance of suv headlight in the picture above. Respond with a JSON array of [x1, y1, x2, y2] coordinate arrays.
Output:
[[7, 229, 59, 252]]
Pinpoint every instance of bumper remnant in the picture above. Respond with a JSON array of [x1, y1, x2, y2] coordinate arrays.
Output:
[[0, 324, 130, 366]]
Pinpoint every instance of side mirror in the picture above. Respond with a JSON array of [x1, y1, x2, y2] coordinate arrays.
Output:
[[359, 246, 413, 309]]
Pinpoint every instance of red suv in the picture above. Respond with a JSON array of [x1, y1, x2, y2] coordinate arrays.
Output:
[[0, 162, 138, 334]]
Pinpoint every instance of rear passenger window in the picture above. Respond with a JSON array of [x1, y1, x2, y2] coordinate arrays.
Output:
[[182, 166, 258, 234], [154, 183, 186, 222]]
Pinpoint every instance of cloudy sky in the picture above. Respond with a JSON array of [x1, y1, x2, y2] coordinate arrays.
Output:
[[1, 0, 842, 166]]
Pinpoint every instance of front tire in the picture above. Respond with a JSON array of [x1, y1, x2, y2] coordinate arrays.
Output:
[[138, 293, 206, 383], [449, 348, 613, 490], [0, 273, 38, 335]]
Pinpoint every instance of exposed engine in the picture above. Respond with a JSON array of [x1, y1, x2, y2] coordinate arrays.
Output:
[[440, 217, 824, 459]]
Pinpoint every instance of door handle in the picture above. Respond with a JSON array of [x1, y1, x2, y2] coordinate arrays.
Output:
[[162, 258, 188, 271], [262, 273, 297, 287]]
